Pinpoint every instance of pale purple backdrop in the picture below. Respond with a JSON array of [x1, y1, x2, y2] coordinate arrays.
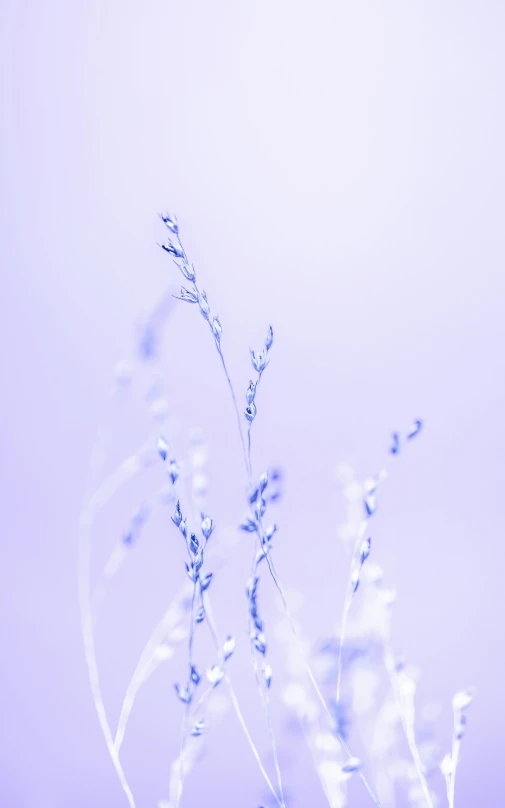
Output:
[[1, 2, 504, 807]]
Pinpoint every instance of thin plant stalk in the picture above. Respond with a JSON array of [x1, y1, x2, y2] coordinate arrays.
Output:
[[79, 510, 136, 808], [164, 224, 287, 803], [174, 583, 198, 808], [334, 457, 433, 808], [224, 355, 382, 806], [114, 587, 190, 752], [335, 461, 391, 707], [78, 425, 156, 808], [164, 221, 382, 807], [335, 518, 367, 706], [203, 590, 285, 808], [169, 476, 283, 808], [383, 649, 434, 808], [248, 540, 287, 808], [448, 724, 462, 808]]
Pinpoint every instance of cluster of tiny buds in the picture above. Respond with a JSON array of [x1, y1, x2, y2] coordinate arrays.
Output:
[[350, 536, 372, 595], [240, 472, 277, 545], [246, 576, 272, 692], [241, 471, 278, 690], [245, 326, 274, 423], [158, 441, 234, 717], [451, 687, 475, 740], [171, 499, 214, 588], [364, 419, 423, 517], [159, 214, 222, 348], [171, 496, 236, 717]]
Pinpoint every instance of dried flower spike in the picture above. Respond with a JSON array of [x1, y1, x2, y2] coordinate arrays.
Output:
[[245, 402, 257, 422], [171, 500, 183, 527], [201, 514, 214, 540], [160, 212, 179, 234]]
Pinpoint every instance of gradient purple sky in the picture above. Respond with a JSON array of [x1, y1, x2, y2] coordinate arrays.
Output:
[[1, 2, 504, 806]]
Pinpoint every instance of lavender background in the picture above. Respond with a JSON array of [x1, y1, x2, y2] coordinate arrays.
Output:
[[1, 1, 504, 806]]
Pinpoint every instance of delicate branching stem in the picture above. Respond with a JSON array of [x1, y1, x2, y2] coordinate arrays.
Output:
[[249, 537, 286, 808], [335, 462, 389, 707], [175, 584, 198, 808], [78, 431, 157, 808], [383, 649, 434, 808], [334, 457, 432, 807], [168, 474, 282, 808], [216, 346, 250, 476], [264, 550, 382, 807], [203, 591, 285, 808], [114, 587, 190, 752], [225, 351, 381, 806], [336, 521, 366, 706], [78, 508, 136, 808], [79, 437, 160, 771], [297, 715, 334, 808], [263, 687, 286, 808], [167, 223, 381, 807], [230, 373, 381, 806], [168, 228, 288, 800]]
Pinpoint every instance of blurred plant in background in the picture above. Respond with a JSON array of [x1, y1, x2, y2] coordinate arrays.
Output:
[[78, 217, 474, 808]]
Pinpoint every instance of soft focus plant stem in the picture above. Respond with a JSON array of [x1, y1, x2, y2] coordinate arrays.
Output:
[[384, 649, 434, 808], [216, 345, 250, 477], [166, 220, 385, 808], [448, 724, 462, 808], [215, 332, 382, 807], [78, 443, 142, 808], [248, 536, 287, 808], [203, 590, 285, 808], [175, 583, 198, 808]]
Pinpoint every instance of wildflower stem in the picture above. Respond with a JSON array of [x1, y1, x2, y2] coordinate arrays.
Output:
[[169, 223, 380, 807], [249, 539, 287, 808], [263, 551, 382, 807], [175, 583, 198, 808], [297, 714, 334, 808], [336, 566, 360, 706], [247, 423, 252, 480], [78, 507, 136, 808], [216, 345, 250, 477], [448, 724, 462, 808], [218, 340, 380, 805], [335, 463, 389, 708], [114, 586, 191, 753], [203, 591, 284, 808], [336, 458, 433, 807], [383, 649, 435, 808], [77, 422, 156, 808], [338, 456, 433, 807], [171, 232, 285, 801]]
